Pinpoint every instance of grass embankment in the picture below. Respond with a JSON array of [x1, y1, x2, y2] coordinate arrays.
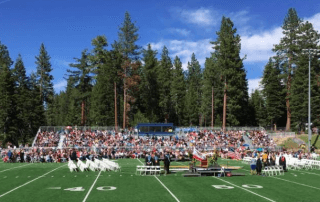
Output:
[[297, 134, 320, 148]]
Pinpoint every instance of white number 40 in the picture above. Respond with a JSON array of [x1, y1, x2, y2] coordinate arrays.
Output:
[[64, 186, 117, 192], [212, 184, 263, 189]]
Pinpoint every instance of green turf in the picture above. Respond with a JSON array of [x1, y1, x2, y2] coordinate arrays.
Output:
[[1, 159, 320, 202]]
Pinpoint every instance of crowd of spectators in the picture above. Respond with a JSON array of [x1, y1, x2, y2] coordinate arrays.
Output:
[[246, 130, 275, 149], [33, 131, 60, 147], [1, 128, 317, 163]]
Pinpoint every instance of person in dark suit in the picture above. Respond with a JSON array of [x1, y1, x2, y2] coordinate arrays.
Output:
[[153, 153, 160, 166], [164, 151, 171, 175], [279, 154, 287, 171], [71, 149, 77, 161], [256, 154, 262, 175], [269, 154, 276, 166], [145, 153, 153, 166], [20, 149, 24, 163]]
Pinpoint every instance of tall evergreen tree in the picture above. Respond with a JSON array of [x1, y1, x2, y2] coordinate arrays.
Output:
[[0, 41, 17, 146], [118, 11, 141, 128], [249, 89, 267, 126], [185, 53, 202, 126], [68, 50, 93, 126], [35, 43, 54, 106], [291, 21, 320, 129], [201, 54, 223, 127], [171, 56, 186, 126], [261, 58, 286, 128], [212, 16, 249, 126], [29, 72, 46, 134], [273, 8, 302, 131], [64, 75, 81, 125], [157, 46, 173, 123], [12, 55, 35, 143], [139, 44, 159, 122]]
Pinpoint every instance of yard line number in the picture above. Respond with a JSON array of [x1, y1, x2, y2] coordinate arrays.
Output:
[[48, 186, 117, 191], [212, 185, 263, 189]]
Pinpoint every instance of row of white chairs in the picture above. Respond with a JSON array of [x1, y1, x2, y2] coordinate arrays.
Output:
[[261, 166, 284, 176], [242, 157, 252, 164], [68, 160, 78, 172], [287, 158, 320, 170], [77, 159, 89, 172], [102, 158, 121, 172], [136, 165, 161, 176]]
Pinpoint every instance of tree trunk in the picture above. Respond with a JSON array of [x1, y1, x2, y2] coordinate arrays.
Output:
[[123, 83, 126, 129], [114, 82, 118, 132], [81, 100, 85, 126], [222, 81, 227, 132], [211, 86, 215, 128], [286, 63, 292, 131]]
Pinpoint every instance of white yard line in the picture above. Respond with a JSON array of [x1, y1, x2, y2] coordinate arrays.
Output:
[[82, 170, 102, 202], [212, 177, 276, 202], [0, 163, 32, 173], [271, 177, 320, 190], [154, 175, 180, 202], [241, 167, 320, 190], [137, 158, 180, 202], [0, 164, 66, 198], [293, 170, 320, 176]]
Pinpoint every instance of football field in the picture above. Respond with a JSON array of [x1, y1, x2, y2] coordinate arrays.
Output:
[[0, 159, 319, 202]]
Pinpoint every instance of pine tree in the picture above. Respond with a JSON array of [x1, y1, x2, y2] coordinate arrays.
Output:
[[139, 44, 159, 122], [273, 8, 302, 131], [261, 58, 286, 128], [212, 16, 249, 126], [64, 76, 81, 125], [291, 21, 320, 129], [171, 56, 186, 126], [68, 50, 93, 126], [201, 54, 223, 127], [249, 89, 267, 126], [35, 43, 54, 106], [157, 46, 173, 123], [28, 72, 45, 137], [0, 41, 17, 146], [185, 53, 202, 126], [118, 11, 141, 128], [12, 55, 34, 143]]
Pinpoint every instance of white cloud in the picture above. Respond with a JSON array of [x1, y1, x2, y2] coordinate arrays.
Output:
[[305, 13, 320, 35], [150, 39, 213, 70], [174, 7, 218, 26], [240, 12, 320, 63], [54, 80, 67, 93], [230, 10, 251, 26], [241, 27, 283, 62], [168, 28, 191, 36], [248, 78, 262, 95]]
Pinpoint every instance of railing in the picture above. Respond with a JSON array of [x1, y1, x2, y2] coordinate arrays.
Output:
[[31, 128, 41, 147], [268, 132, 296, 139]]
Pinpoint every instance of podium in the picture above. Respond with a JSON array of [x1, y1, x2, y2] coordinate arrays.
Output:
[[200, 159, 208, 167]]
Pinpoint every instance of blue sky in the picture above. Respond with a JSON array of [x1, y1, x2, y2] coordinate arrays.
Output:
[[1, 0, 320, 93]]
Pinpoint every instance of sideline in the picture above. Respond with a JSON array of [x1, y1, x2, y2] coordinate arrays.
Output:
[[212, 176, 276, 202], [82, 170, 102, 202], [271, 176, 320, 190], [293, 170, 320, 176], [0, 163, 32, 173], [137, 158, 180, 202], [241, 168, 320, 190], [0, 164, 66, 198]]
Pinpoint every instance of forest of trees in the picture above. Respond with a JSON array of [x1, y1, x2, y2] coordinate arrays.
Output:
[[0, 8, 320, 146]]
